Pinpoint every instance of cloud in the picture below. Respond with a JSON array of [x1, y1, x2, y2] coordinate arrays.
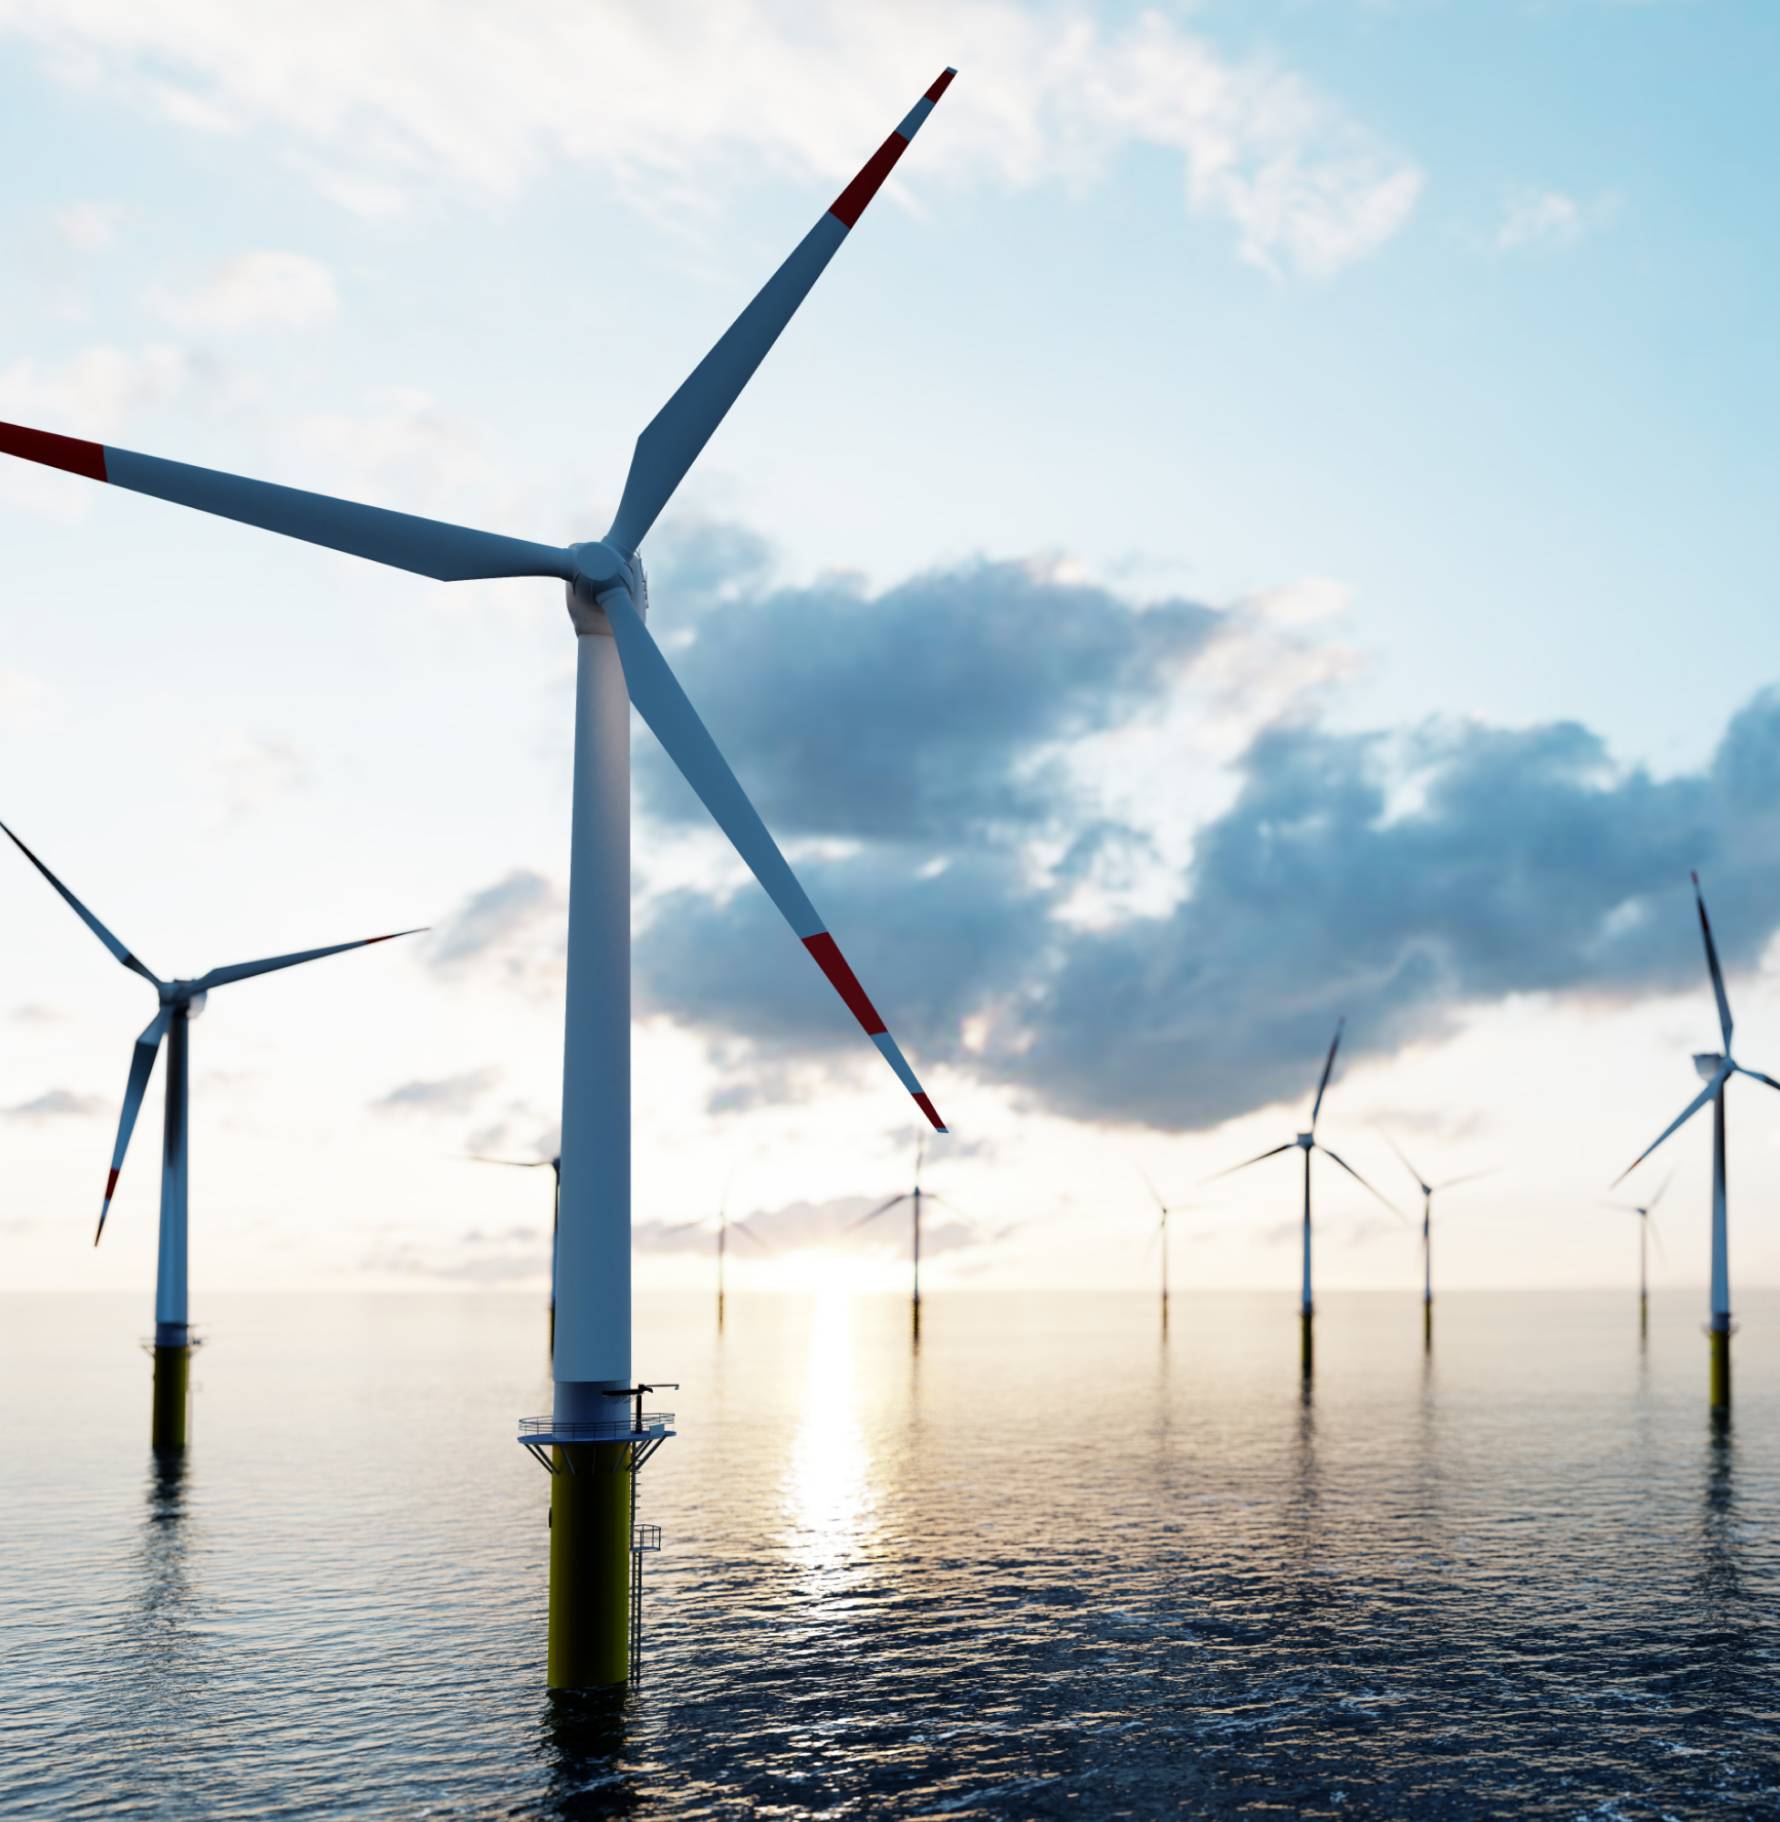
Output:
[[5, 1087, 106, 1120], [424, 868, 565, 995], [54, 200, 126, 251], [637, 555, 1217, 844], [635, 1193, 984, 1260], [371, 1067, 501, 1117], [0, 4, 1421, 275], [1493, 188, 1617, 253], [154, 250, 340, 331], [618, 518, 1780, 1132]]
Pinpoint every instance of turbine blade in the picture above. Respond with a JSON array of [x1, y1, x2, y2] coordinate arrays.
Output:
[[1734, 1063, 1780, 1095], [1433, 1168, 1494, 1193], [731, 1219, 770, 1250], [1610, 1070, 1726, 1187], [1309, 1018, 1345, 1131], [1206, 1142, 1295, 1183], [851, 1193, 910, 1229], [603, 587, 943, 1131], [1692, 871, 1733, 1052], [606, 69, 956, 555], [468, 1155, 553, 1168], [1647, 1168, 1676, 1213], [1, 820, 157, 984], [196, 928, 423, 992], [96, 1010, 170, 1243], [1316, 1144, 1403, 1219], [1133, 1159, 1168, 1214], [1377, 1126, 1427, 1195], [1647, 1214, 1668, 1263], [0, 422, 570, 583]]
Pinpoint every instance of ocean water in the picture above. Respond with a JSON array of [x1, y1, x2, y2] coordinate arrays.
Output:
[[2, 1286, 1777, 1819]]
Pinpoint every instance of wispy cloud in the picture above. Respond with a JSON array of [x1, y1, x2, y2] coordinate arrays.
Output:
[[4, 1087, 106, 1121], [1493, 187, 1618, 253], [153, 250, 339, 332], [0, 4, 1422, 276], [371, 1068, 501, 1117], [425, 869, 564, 996], [54, 200, 127, 252]]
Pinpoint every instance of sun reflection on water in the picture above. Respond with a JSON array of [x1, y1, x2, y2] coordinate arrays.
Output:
[[780, 1292, 879, 1591]]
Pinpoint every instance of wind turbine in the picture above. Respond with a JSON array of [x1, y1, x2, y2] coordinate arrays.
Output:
[[1135, 1164, 1189, 1331], [663, 1184, 767, 1329], [1210, 1019, 1397, 1374], [1605, 1170, 1671, 1337], [855, 1129, 955, 1339], [1611, 873, 1778, 1410], [469, 1151, 560, 1347], [1379, 1131, 1491, 1351], [0, 69, 955, 1687], [1, 820, 417, 1449]]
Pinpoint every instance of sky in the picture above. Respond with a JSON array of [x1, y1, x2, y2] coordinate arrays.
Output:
[[4, 0, 1780, 1308]]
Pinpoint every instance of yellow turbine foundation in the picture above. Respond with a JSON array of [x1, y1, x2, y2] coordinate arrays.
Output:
[[1709, 1327, 1731, 1411], [548, 1443, 633, 1689], [151, 1344, 191, 1450], [1422, 1300, 1433, 1351]]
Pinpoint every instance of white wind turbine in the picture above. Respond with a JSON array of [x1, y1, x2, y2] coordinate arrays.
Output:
[[1135, 1163, 1190, 1329], [0, 69, 955, 1686], [1378, 1130, 1491, 1349], [662, 1178, 768, 1328], [1604, 1169, 1671, 1336], [1210, 1019, 1398, 1370], [854, 1128, 956, 1338], [1611, 872, 1779, 1408], [1, 820, 417, 1447]]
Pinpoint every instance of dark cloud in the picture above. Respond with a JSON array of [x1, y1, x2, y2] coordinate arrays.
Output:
[[371, 1068, 500, 1117], [637, 556, 1217, 843], [637, 617, 1780, 1131], [425, 869, 563, 990], [5, 1087, 105, 1121]]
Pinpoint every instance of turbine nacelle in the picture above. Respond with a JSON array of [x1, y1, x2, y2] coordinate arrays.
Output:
[[1694, 1050, 1727, 1082], [1295, 1131, 1315, 1150], [159, 981, 207, 1017], [565, 542, 648, 633]]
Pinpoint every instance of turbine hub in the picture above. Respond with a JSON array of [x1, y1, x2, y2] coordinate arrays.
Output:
[[565, 540, 648, 635], [1295, 1131, 1315, 1150], [159, 981, 206, 1016], [1694, 1050, 1726, 1081]]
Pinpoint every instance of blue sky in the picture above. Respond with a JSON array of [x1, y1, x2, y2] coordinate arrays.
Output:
[[3, 0, 1779, 1302]]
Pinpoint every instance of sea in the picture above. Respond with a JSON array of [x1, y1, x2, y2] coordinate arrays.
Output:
[[2, 1287, 1776, 1818]]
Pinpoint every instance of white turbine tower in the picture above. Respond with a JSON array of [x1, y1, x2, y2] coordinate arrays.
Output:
[[1379, 1131, 1490, 1351], [1, 820, 417, 1448], [0, 69, 956, 1686], [1604, 1170, 1671, 1337], [1210, 1019, 1398, 1373], [1611, 872, 1779, 1410]]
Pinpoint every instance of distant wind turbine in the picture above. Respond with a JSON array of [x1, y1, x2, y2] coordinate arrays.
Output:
[[469, 1151, 560, 1348], [1604, 1170, 1671, 1337], [1379, 1130, 1491, 1350], [1135, 1163, 1189, 1331], [856, 1130, 958, 1339], [1210, 1019, 1398, 1373], [2, 820, 418, 1448], [1611, 871, 1776, 1409], [664, 1183, 767, 1329]]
